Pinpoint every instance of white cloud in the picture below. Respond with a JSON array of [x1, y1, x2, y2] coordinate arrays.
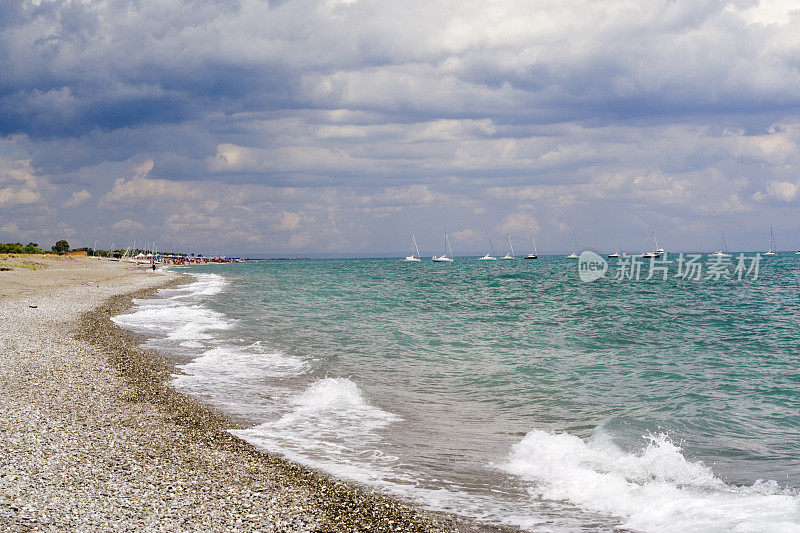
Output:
[[64, 189, 92, 207], [451, 228, 479, 243], [0, 222, 19, 234], [287, 232, 314, 249], [208, 143, 360, 174], [100, 159, 207, 206], [102, 176, 202, 205], [494, 213, 541, 235], [727, 0, 800, 25], [359, 185, 439, 208], [111, 219, 145, 233], [0, 187, 41, 207], [276, 211, 302, 231], [0, 157, 46, 207], [763, 180, 800, 201]]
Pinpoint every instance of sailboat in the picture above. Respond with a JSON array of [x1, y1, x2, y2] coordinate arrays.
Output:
[[108, 241, 119, 261], [404, 233, 422, 262], [524, 234, 538, 259], [642, 232, 664, 258], [566, 231, 579, 259], [500, 234, 515, 259], [654, 233, 665, 256], [432, 229, 454, 262], [608, 236, 623, 258], [764, 226, 777, 256], [478, 233, 497, 260], [711, 230, 730, 257]]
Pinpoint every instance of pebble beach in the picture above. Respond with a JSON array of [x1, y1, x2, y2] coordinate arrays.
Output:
[[0, 256, 503, 532]]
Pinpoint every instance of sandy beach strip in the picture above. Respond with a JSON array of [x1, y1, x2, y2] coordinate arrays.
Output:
[[0, 256, 509, 532]]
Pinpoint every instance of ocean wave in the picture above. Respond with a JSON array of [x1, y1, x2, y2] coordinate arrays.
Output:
[[112, 273, 232, 348], [233, 377, 403, 483], [176, 342, 307, 382], [502, 428, 800, 532], [169, 342, 306, 419], [167, 272, 228, 298]]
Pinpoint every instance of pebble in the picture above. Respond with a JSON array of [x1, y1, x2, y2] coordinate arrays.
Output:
[[0, 263, 510, 532]]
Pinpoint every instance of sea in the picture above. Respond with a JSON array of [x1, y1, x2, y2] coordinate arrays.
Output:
[[112, 254, 800, 531]]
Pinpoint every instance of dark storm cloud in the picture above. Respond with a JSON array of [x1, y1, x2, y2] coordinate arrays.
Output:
[[0, 0, 776, 140], [0, 0, 299, 138], [1, 0, 797, 142]]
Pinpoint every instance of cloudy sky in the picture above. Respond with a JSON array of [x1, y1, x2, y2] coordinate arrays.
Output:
[[2, 0, 800, 255]]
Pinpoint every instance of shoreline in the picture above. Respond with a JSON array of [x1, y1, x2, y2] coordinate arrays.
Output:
[[0, 258, 513, 531]]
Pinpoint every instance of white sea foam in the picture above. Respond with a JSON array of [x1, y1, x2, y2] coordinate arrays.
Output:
[[169, 273, 227, 297], [112, 273, 232, 348], [502, 428, 800, 532], [233, 377, 403, 483], [115, 304, 230, 342], [171, 342, 308, 418], [177, 343, 306, 382], [287, 378, 400, 428], [113, 272, 310, 418], [234, 378, 566, 530]]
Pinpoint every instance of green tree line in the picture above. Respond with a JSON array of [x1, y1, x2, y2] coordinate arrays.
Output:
[[1, 240, 77, 255], [0, 242, 45, 254]]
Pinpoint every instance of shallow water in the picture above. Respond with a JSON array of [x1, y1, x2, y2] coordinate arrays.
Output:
[[113, 255, 800, 531]]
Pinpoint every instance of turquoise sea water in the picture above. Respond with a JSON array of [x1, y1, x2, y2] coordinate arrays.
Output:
[[114, 254, 800, 531]]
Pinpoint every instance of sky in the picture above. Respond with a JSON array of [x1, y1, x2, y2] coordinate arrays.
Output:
[[2, 0, 800, 256]]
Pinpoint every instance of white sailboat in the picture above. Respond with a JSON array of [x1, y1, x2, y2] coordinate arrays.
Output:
[[711, 229, 730, 257], [524, 234, 538, 259], [608, 236, 622, 258], [764, 226, 777, 256], [432, 229, 454, 262], [642, 232, 664, 258], [404, 233, 422, 262], [653, 232, 665, 256], [500, 234, 515, 259], [478, 233, 497, 260], [566, 231, 579, 259], [107, 241, 119, 261]]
